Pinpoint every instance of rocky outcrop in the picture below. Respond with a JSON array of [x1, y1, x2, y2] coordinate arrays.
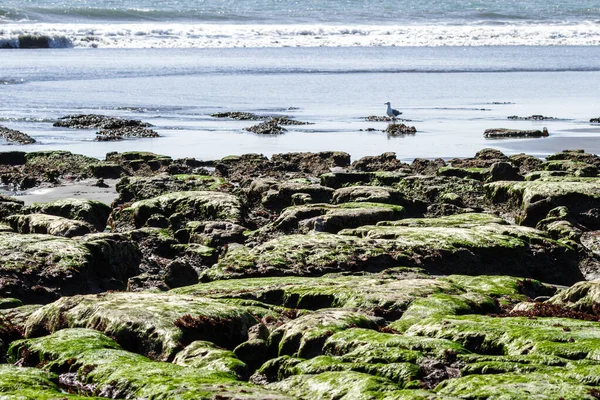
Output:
[[113, 190, 243, 231], [245, 120, 287, 135], [3, 148, 600, 398], [0, 126, 36, 145], [484, 127, 549, 138], [24, 198, 111, 232], [508, 115, 559, 121], [54, 114, 152, 129], [384, 123, 417, 135], [95, 126, 160, 141], [351, 152, 411, 172], [211, 112, 269, 120], [0, 231, 140, 303]]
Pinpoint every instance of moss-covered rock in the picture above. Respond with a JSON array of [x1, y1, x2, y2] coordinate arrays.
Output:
[[203, 212, 581, 284], [183, 220, 248, 247], [113, 173, 230, 208], [176, 269, 446, 319], [341, 213, 581, 285], [332, 185, 407, 204], [324, 328, 470, 361], [542, 159, 599, 177], [405, 314, 600, 360], [266, 370, 416, 399], [437, 166, 489, 181], [268, 309, 380, 358], [351, 152, 411, 173], [244, 178, 334, 212], [546, 149, 600, 167], [200, 233, 402, 282], [24, 292, 264, 361], [320, 171, 410, 189], [0, 195, 24, 222], [7, 213, 92, 237], [0, 364, 104, 400], [114, 190, 243, 231], [260, 202, 405, 235], [263, 355, 421, 389], [485, 178, 600, 227], [24, 198, 110, 232], [548, 280, 600, 314], [394, 175, 485, 213], [0, 231, 139, 303], [173, 340, 248, 379], [436, 371, 598, 399], [9, 328, 292, 399]]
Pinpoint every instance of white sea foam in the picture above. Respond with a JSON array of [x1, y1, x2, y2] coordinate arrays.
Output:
[[1, 22, 600, 48]]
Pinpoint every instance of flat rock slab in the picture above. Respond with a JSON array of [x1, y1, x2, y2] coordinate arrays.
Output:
[[484, 128, 549, 138], [24, 292, 265, 361], [114, 190, 243, 230], [206, 213, 582, 285]]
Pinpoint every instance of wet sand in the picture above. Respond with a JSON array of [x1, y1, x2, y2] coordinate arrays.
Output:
[[3, 179, 119, 206]]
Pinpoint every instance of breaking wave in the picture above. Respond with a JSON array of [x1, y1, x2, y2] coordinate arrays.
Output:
[[1, 22, 599, 48]]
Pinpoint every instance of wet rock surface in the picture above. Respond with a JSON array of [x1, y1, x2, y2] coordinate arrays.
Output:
[[245, 120, 287, 135], [384, 123, 417, 135], [484, 127, 550, 138], [1, 147, 600, 398], [95, 126, 160, 141], [0, 126, 36, 145], [54, 114, 152, 129], [0, 126, 36, 144], [508, 115, 560, 121]]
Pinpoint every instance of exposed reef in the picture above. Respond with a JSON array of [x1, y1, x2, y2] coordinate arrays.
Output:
[[1, 147, 600, 398]]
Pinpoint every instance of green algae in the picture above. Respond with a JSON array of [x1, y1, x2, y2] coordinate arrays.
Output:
[[266, 370, 407, 400], [268, 309, 380, 358], [264, 202, 405, 234], [484, 179, 600, 223], [175, 270, 442, 318], [548, 280, 600, 314], [24, 292, 262, 361], [25, 197, 110, 232], [201, 233, 401, 281], [405, 314, 600, 360], [390, 292, 498, 333], [0, 298, 23, 309], [377, 213, 507, 228], [0, 364, 103, 400], [0, 232, 90, 272], [117, 190, 243, 229], [171, 340, 248, 379], [9, 328, 291, 400], [436, 371, 598, 399], [263, 355, 421, 388], [7, 213, 92, 237], [324, 328, 469, 360]]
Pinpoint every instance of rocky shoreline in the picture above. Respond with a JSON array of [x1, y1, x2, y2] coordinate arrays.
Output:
[[1, 147, 600, 398]]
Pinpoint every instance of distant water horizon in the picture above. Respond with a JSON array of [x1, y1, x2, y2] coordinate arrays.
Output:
[[1, 0, 599, 48]]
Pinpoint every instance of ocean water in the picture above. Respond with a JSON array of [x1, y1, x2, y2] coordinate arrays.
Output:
[[1, 0, 599, 47], [1, 1, 599, 162]]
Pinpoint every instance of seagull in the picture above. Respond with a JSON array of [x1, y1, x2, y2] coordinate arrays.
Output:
[[384, 102, 402, 122]]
